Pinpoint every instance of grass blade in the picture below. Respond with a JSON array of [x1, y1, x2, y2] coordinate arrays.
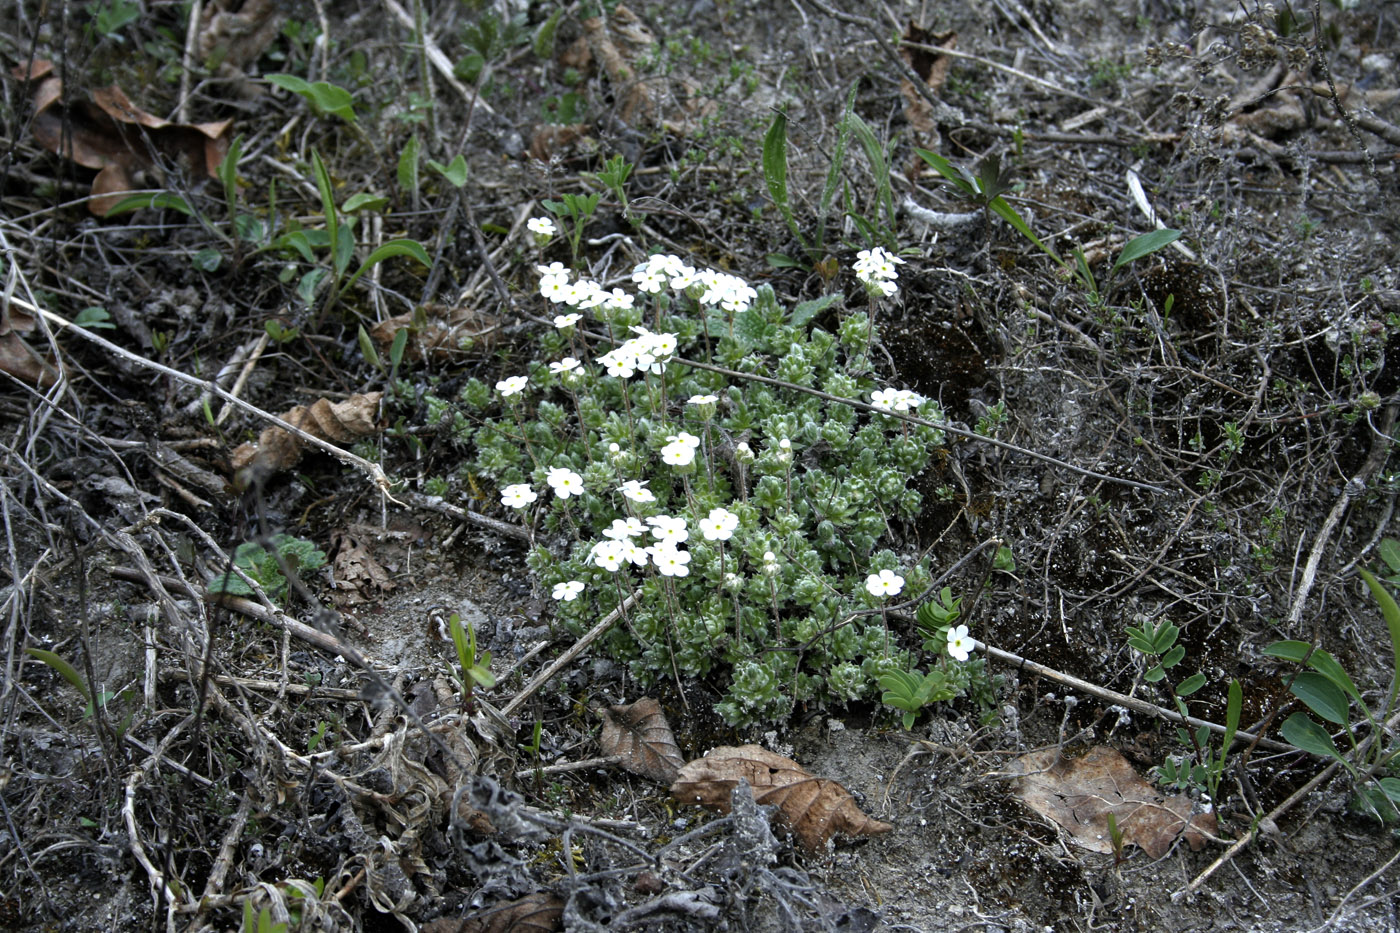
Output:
[[25, 648, 90, 701], [1112, 228, 1182, 274]]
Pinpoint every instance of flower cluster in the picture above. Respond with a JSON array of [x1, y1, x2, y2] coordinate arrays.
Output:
[[598, 326, 678, 380], [586, 512, 693, 577], [853, 247, 904, 298], [660, 431, 700, 467], [632, 254, 757, 313], [538, 262, 634, 313], [870, 387, 926, 412]]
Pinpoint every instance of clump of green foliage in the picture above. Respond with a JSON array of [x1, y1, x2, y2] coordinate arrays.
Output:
[[209, 533, 327, 603]]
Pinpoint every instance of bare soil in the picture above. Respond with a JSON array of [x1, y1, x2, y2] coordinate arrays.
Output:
[[4, 0, 1400, 931]]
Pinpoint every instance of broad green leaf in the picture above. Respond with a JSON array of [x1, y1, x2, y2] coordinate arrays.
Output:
[[766, 253, 800, 268], [790, 293, 842, 328], [1112, 228, 1183, 273], [25, 648, 90, 701], [533, 6, 565, 59], [428, 155, 469, 188], [266, 73, 313, 95], [1264, 640, 1313, 663], [1280, 712, 1350, 771], [296, 268, 327, 307], [104, 191, 197, 217], [358, 324, 382, 371], [1305, 649, 1364, 709], [1358, 569, 1400, 715], [332, 225, 355, 276], [398, 135, 421, 196], [192, 248, 223, 272], [72, 307, 115, 330], [219, 134, 242, 208], [1223, 678, 1242, 752], [1176, 672, 1207, 696], [1379, 538, 1400, 574], [1290, 672, 1349, 724], [762, 110, 804, 250], [1161, 644, 1185, 668], [1379, 777, 1400, 805], [267, 74, 357, 123], [389, 327, 409, 371], [342, 193, 387, 213], [342, 239, 431, 291]]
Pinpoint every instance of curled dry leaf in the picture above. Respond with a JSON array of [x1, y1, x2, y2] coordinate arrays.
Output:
[[670, 745, 893, 851], [369, 303, 502, 363], [899, 23, 957, 135], [328, 531, 396, 607], [580, 4, 715, 133], [230, 392, 383, 476], [0, 305, 59, 387], [198, 0, 286, 100], [421, 892, 564, 933], [1009, 745, 1217, 859], [598, 697, 685, 785], [14, 60, 231, 215]]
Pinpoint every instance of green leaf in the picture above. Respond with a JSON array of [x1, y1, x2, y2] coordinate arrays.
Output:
[[72, 307, 115, 330], [1379, 538, 1400, 574], [1161, 644, 1185, 668], [428, 155, 469, 188], [533, 6, 565, 59], [762, 110, 805, 251], [901, 710, 916, 730], [389, 327, 409, 371], [1358, 569, 1400, 716], [332, 225, 355, 277], [1223, 678, 1242, 752], [1176, 672, 1207, 696], [358, 324, 382, 371], [25, 648, 90, 701], [1111, 228, 1183, 274], [914, 148, 978, 199], [847, 112, 894, 245], [342, 239, 431, 292], [342, 192, 387, 213], [1379, 777, 1400, 805], [987, 196, 1064, 267], [192, 248, 223, 272], [1304, 648, 1364, 709], [310, 150, 339, 267], [817, 81, 859, 248], [1290, 672, 1350, 724], [765, 253, 801, 268], [267, 74, 358, 123], [790, 293, 842, 327], [1144, 665, 1166, 683], [296, 268, 327, 307], [1280, 712, 1349, 770], [104, 191, 197, 217], [1264, 640, 1314, 663], [219, 134, 242, 209], [398, 135, 421, 196]]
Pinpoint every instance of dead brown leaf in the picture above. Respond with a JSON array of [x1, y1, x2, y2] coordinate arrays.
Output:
[[230, 392, 383, 475], [329, 531, 396, 606], [670, 745, 892, 851], [579, 4, 715, 134], [14, 60, 231, 215], [369, 304, 502, 363], [1009, 745, 1216, 859], [421, 892, 564, 933], [899, 23, 957, 135], [0, 305, 58, 386], [198, 0, 286, 100], [599, 697, 685, 785]]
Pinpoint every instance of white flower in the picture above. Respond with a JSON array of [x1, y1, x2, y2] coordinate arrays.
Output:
[[528, 216, 557, 236], [539, 275, 570, 303], [549, 357, 580, 375], [545, 466, 585, 499], [553, 580, 584, 601], [893, 389, 925, 411], [735, 442, 754, 462], [669, 266, 699, 290], [865, 568, 905, 598], [573, 280, 609, 310], [589, 539, 625, 572], [619, 480, 656, 503], [689, 394, 718, 406], [496, 375, 528, 397], [661, 441, 696, 466], [600, 348, 636, 379], [647, 543, 691, 577], [649, 332, 678, 359], [553, 313, 581, 329], [698, 508, 739, 541], [620, 540, 649, 567], [646, 515, 688, 545], [761, 550, 780, 575], [605, 288, 635, 312], [647, 253, 686, 277], [669, 432, 701, 450], [499, 483, 537, 509], [871, 388, 898, 411], [603, 517, 646, 540], [537, 261, 567, 277], [632, 267, 666, 294], [947, 624, 974, 662]]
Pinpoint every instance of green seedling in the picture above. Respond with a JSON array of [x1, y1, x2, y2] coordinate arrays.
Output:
[[590, 154, 635, 223], [72, 307, 115, 331], [1126, 618, 1241, 802], [428, 154, 469, 189], [1265, 569, 1400, 819], [1378, 537, 1400, 586], [879, 667, 956, 729], [25, 647, 133, 732], [447, 613, 495, 712], [209, 533, 327, 604], [541, 192, 600, 266], [914, 587, 962, 652], [265, 74, 358, 124]]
